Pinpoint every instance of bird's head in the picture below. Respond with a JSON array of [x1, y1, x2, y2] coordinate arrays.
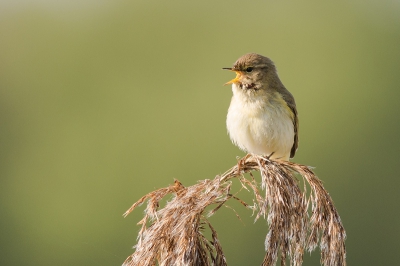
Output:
[[223, 53, 279, 91]]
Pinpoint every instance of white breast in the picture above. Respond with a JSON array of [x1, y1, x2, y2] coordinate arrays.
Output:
[[226, 84, 294, 160]]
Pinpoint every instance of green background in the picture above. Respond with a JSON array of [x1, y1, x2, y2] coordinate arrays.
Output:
[[1, 1, 399, 265]]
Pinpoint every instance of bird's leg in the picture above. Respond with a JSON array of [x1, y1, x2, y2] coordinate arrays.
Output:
[[265, 152, 275, 160]]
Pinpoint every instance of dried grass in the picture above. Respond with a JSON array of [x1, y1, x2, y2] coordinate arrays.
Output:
[[123, 155, 346, 266]]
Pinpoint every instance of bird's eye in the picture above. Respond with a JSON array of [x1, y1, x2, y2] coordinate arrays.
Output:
[[246, 67, 253, 72]]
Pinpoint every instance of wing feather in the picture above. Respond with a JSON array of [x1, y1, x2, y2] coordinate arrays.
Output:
[[281, 91, 299, 158]]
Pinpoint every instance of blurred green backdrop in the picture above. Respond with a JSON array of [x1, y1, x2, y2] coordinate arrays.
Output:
[[1, 0, 400, 265]]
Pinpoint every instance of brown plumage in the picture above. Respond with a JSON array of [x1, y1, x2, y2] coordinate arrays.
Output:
[[224, 53, 299, 160]]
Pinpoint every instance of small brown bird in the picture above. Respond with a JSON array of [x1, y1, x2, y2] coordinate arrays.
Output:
[[223, 53, 298, 160]]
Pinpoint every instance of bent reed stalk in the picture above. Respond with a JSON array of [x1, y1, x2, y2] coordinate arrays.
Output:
[[123, 155, 346, 266]]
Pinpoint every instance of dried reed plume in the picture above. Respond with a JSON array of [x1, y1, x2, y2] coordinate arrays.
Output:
[[123, 155, 346, 266]]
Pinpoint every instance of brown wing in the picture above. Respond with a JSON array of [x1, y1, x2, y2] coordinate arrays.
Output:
[[282, 91, 299, 158], [289, 104, 299, 158]]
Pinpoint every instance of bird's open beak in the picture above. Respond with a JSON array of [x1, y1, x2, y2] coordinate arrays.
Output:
[[222, 68, 241, 85]]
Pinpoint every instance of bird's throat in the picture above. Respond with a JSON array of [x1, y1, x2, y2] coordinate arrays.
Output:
[[239, 82, 258, 91]]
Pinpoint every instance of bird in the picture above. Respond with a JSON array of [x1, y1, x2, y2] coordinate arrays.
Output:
[[223, 53, 298, 161]]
